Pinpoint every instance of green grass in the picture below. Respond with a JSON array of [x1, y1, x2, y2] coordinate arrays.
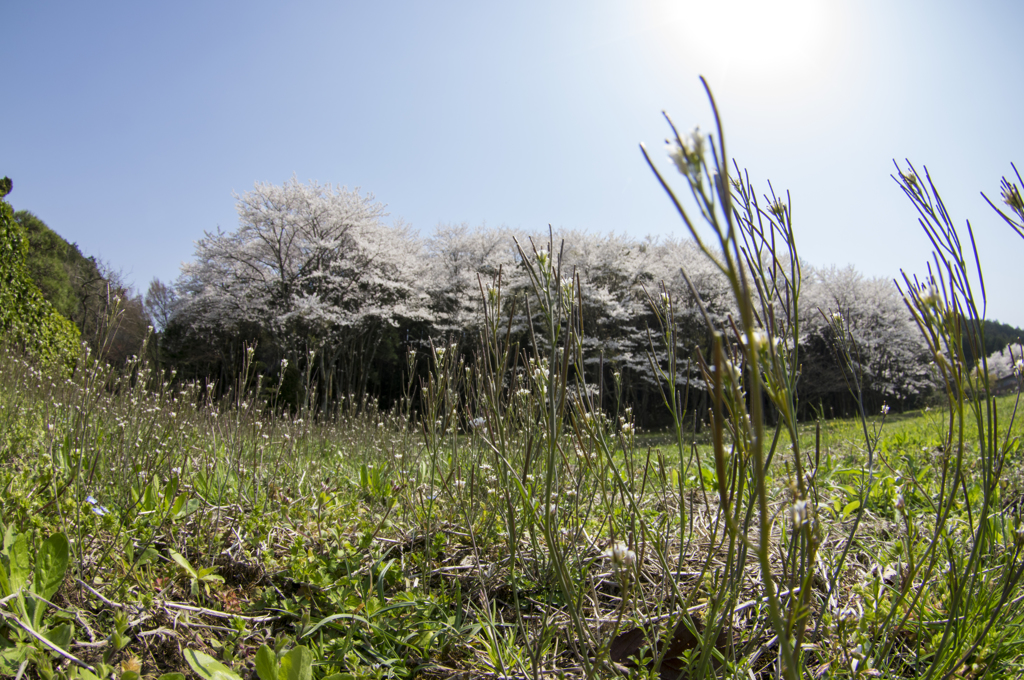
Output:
[[2, 339, 1023, 679]]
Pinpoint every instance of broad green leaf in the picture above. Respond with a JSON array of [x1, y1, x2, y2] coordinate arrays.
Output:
[[45, 622, 72, 651], [57, 435, 72, 473], [5, 531, 29, 593], [196, 566, 222, 580], [136, 547, 160, 566], [841, 500, 861, 520], [121, 672, 141, 680], [34, 533, 70, 601], [277, 645, 312, 680], [157, 674, 187, 680], [169, 550, 198, 579], [254, 644, 278, 680], [194, 471, 209, 497], [0, 644, 31, 676], [0, 561, 10, 598], [183, 498, 201, 517], [29, 594, 46, 633], [184, 649, 243, 680], [165, 476, 179, 506], [168, 494, 186, 518], [143, 479, 159, 512], [2, 523, 12, 551]]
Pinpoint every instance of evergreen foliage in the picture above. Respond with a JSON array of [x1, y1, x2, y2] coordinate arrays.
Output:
[[960, 316, 1024, 367], [13, 209, 151, 367], [0, 178, 80, 368], [15, 210, 78, 320]]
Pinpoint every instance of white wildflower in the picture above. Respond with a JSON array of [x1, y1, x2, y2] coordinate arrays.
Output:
[[869, 563, 899, 585], [725, 361, 742, 383], [666, 126, 705, 180], [603, 541, 636, 568], [534, 248, 551, 276], [791, 499, 809, 526], [1003, 184, 1024, 212], [749, 329, 774, 352]]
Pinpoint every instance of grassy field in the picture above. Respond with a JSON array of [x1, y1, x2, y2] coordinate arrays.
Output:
[[2, 338, 1023, 679]]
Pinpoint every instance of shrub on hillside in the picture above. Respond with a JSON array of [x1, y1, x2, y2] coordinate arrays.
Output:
[[0, 178, 79, 368]]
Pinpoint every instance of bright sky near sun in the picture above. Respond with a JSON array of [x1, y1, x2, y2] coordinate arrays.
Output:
[[5, 1, 1024, 326]]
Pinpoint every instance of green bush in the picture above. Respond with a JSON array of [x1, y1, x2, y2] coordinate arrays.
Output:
[[0, 178, 79, 368]]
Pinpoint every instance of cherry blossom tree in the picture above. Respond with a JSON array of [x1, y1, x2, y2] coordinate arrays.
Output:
[[798, 264, 933, 415], [421, 222, 521, 337], [164, 179, 936, 421], [176, 177, 426, 411]]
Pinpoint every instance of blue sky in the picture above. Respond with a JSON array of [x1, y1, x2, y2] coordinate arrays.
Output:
[[6, 1, 1024, 326]]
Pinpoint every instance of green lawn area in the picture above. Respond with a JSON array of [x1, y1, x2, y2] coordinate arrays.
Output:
[[3, 344, 1024, 679]]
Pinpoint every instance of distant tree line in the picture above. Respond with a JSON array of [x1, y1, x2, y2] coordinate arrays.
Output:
[[13, 177, 1024, 426]]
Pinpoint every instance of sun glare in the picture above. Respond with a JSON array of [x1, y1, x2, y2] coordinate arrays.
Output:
[[652, 0, 835, 92]]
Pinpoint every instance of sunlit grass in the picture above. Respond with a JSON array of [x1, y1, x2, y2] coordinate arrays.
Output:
[[2, 334, 1024, 678]]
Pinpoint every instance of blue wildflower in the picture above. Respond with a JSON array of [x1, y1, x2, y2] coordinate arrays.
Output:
[[86, 495, 109, 516]]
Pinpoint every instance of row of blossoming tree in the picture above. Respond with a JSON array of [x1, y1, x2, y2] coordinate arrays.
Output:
[[156, 176, 933, 422]]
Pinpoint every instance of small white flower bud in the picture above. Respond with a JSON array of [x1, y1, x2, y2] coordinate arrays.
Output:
[[791, 499, 809, 526], [604, 541, 636, 568]]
